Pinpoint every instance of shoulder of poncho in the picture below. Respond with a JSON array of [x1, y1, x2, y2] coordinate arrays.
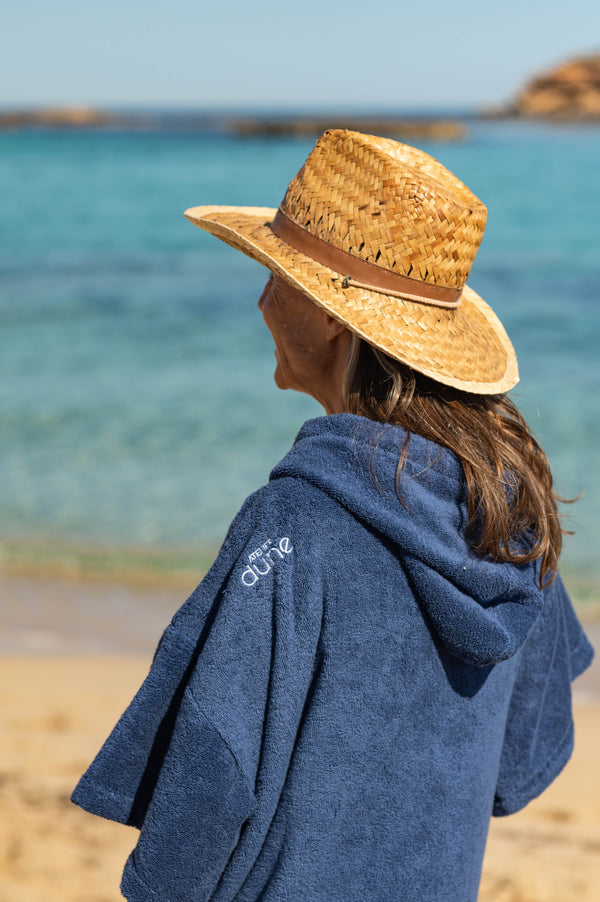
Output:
[[218, 475, 342, 561], [244, 473, 336, 521]]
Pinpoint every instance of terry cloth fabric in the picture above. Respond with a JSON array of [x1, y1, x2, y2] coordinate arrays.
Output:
[[71, 414, 594, 902]]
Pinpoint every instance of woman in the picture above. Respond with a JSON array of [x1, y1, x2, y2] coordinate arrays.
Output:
[[73, 130, 593, 902]]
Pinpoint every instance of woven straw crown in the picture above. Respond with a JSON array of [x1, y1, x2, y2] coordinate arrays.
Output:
[[278, 132, 487, 295], [184, 129, 518, 394]]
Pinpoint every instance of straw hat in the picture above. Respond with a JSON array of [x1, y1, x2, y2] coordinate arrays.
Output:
[[184, 129, 518, 394]]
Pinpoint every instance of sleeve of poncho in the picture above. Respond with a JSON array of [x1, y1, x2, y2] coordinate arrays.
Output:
[[492, 573, 594, 816], [71, 485, 323, 902]]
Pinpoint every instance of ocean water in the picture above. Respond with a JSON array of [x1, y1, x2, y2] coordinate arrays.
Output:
[[1, 121, 599, 594]]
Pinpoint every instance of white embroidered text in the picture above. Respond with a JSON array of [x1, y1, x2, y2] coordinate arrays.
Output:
[[241, 537, 294, 586]]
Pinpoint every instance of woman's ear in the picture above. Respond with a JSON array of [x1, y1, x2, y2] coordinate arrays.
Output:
[[323, 314, 348, 342]]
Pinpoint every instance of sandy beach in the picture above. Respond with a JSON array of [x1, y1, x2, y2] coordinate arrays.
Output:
[[1, 574, 598, 901]]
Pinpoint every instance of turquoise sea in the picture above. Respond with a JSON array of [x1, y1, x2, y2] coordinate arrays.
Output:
[[1, 121, 599, 596]]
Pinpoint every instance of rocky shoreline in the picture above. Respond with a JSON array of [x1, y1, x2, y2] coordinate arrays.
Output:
[[3, 54, 600, 134]]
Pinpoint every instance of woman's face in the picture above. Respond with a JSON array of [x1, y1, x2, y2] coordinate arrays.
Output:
[[257, 274, 348, 412]]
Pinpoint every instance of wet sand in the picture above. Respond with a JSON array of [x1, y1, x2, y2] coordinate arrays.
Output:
[[0, 573, 598, 901]]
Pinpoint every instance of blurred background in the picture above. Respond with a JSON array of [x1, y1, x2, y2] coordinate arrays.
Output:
[[2, 5, 600, 902], [1, 0, 599, 601]]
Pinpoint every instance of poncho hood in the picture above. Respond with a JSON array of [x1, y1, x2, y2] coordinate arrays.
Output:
[[271, 414, 544, 667]]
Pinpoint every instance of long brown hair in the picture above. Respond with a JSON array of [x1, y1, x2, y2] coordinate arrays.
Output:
[[342, 334, 569, 587]]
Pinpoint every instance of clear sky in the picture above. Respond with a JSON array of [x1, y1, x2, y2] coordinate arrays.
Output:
[[2, 0, 599, 110]]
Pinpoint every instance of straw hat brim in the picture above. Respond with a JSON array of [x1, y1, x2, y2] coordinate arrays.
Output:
[[184, 205, 519, 395]]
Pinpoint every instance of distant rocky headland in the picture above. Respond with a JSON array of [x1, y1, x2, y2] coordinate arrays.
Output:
[[0, 106, 466, 141], [489, 53, 600, 120]]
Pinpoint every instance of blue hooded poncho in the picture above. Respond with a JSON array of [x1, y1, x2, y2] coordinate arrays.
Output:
[[72, 414, 593, 902]]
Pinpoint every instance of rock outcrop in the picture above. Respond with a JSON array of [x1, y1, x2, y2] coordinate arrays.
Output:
[[511, 54, 600, 119], [0, 106, 117, 129]]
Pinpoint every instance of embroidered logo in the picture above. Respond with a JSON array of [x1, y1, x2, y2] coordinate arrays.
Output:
[[241, 537, 294, 586]]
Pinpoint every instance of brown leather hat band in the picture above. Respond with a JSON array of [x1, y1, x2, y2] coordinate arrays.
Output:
[[270, 209, 462, 309]]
